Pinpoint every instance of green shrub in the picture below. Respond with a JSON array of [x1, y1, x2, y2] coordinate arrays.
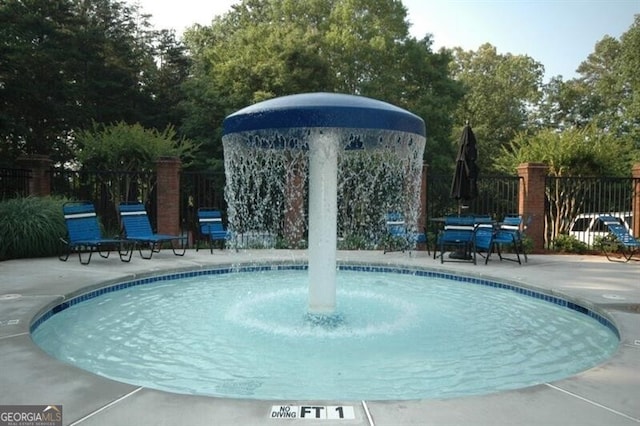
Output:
[[519, 235, 533, 254], [551, 234, 588, 254], [0, 196, 68, 260], [595, 234, 621, 253], [338, 233, 374, 250], [275, 236, 307, 249]]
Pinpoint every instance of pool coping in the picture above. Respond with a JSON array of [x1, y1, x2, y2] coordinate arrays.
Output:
[[1, 249, 639, 426]]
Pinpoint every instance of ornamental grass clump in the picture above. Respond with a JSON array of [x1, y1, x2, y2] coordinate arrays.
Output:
[[0, 196, 68, 260]]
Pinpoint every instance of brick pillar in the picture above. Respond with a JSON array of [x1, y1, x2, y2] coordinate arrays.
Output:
[[632, 163, 640, 238], [517, 162, 548, 253], [155, 157, 181, 238], [16, 154, 52, 197]]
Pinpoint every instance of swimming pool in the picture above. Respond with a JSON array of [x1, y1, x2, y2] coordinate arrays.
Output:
[[31, 264, 619, 401]]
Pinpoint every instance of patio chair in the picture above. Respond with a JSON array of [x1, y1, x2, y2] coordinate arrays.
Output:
[[434, 215, 476, 264], [474, 221, 523, 265], [59, 201, 133, 265], [383, 212, 428, 255], [599, 215, 640, 263], [118, 202, 186, 259], [196, 208, 233, 253], [499, 214, 528, 262]]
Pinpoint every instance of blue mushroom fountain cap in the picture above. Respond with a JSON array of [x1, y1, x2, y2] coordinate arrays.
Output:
[[223, 92, 425, 137]]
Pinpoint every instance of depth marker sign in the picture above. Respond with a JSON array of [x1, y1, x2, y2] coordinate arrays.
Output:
[[270, 405, 355, 420]]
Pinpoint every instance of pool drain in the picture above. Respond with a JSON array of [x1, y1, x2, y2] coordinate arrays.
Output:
[[0, 294, 22, 301], [602, 294, 626, 300]]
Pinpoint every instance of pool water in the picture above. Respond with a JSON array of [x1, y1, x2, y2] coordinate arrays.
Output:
[[32, 269, 619, 400]]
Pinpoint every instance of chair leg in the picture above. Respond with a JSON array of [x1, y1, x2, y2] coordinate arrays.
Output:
[[496, 242, 521, 265], [619, 247, 640, 263], [118, 243, 133, 262], [78, 247, 94, 265], [59, 238, 71, 262], [137, 242, 154, 259], [517, 239, 527, 262], [172, 244, 186, 256], [603, 245, 626, 262], [165, 237, 187, 256], [483, 244, 493, 265]]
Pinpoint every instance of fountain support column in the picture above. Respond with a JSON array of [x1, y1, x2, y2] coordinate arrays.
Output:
[[308, 131, 338, 314]]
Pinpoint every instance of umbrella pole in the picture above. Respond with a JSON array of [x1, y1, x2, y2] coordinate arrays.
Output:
[[450, 200, 472, 260]]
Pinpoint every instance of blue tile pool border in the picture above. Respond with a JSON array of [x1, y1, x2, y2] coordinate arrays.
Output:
[[30, 263, 619, 339]]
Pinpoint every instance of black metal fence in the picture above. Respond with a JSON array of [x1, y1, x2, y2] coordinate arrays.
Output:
[[3, 164, 639, 251], [0, 168, 31, 200], [545, 176, 639, 248]]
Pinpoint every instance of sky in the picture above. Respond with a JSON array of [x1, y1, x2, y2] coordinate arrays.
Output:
[[131, 0, 639, 82]]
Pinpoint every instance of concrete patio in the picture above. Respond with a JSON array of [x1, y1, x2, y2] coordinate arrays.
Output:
[[0, 249, 638, 425]]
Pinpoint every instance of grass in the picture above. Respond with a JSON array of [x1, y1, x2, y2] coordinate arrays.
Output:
[[0, 196, 68, 260]]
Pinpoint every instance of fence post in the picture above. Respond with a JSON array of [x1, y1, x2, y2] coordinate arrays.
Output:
[[156, 157, 182, 238], [517, 162, 547, 253], [632, 163, 640, 238], [16, 154, 52, 197]]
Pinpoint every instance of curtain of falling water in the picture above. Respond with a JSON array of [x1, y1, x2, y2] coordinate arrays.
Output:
[[222, 128, 425, 251]]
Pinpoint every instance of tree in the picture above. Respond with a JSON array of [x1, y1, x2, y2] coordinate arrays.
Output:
[[143, 30, 192, 132], [529, 77, 596, 131], [0, 0, 81, 164], [324, 0, 410, 94], [399, 39, 464, 174], [618, 15, 640, 146], [541, 18, 639, 138], [528, 16, 640, 167], [495, 126, 632, 177], [181, 0, 461, 172], [449, 43, 544, 173], [0, 0, 175, 165]]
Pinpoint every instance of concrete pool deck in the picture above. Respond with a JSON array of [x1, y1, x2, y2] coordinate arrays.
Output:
[[0, 249, 638, 426]]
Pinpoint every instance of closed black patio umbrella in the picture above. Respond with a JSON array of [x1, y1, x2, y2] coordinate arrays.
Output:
[[450, 124, 479, 213]]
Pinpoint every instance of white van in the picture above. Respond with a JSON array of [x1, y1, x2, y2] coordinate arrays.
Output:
[[568, 212, 633, 247]]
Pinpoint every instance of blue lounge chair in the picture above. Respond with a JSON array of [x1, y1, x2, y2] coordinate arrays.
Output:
[[599, 215, 640, 263], [59, 201, 133, 265], [383, 212, 428, 255], [474, 219, 523, 265], [384, 212, 408, 253], [434, 215, 476, 264], [499, 215, 528, 262], [196, 208, 233, 253], [118, 202, 186, 259]]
